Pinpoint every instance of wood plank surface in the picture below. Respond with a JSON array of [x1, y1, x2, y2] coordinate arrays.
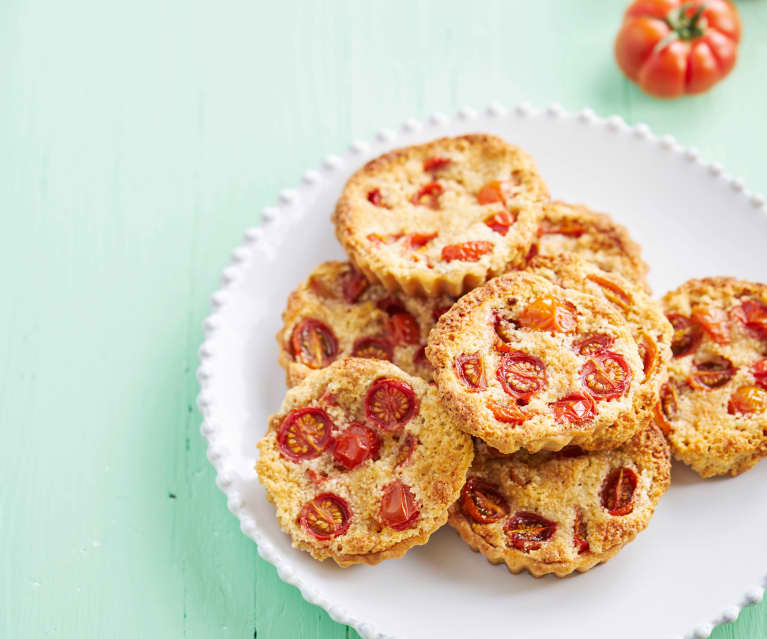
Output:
[[1, 1, 765, 637]]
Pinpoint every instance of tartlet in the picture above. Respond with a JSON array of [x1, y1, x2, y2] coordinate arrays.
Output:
[[449, 423, 670, 577], [332, 134, 549, 297], [256, 358, 474, 566], [532, 201, 650, 292], [277, 261, 455, 386], [426, 271, 644, 454], [527, 254, 672, 450], [659, 277, 767, 477]]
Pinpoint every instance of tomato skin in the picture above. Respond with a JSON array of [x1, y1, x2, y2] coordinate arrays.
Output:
[[333, 423, 380, 470], [615, 0, 741, 99], [380, 481, 420, 531]]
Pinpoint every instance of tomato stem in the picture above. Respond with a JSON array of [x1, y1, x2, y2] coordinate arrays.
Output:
[[666, 2, 708, 40]]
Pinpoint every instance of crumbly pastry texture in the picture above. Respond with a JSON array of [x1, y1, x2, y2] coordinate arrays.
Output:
[[660, 277, 767, 477], [426, 270, 644, 454], [527, 254, 672, 450], [533, 201, 650, 293], [277, 261, 455, 386], [332, 134, 550, 297], [256, 358, 474, 566], [448, 423, 670, 577]]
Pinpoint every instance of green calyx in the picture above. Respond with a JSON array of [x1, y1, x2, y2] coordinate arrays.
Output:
[[666, 2, 708, 40]]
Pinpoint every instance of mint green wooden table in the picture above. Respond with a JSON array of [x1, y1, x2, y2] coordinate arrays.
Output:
[[3, 1, 766, 637]]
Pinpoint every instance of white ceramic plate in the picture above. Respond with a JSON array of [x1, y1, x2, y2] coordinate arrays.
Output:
[[197, 104, 767, 639]]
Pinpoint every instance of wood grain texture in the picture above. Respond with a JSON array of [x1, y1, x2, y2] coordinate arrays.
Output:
[[0, 1, 765, 637]]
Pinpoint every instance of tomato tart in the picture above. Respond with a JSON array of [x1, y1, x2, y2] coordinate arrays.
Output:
[[532, 201, 650, 292], [448, 423, 670, 577], [426, 271, 644, 454], [660, 278, 767, 477], [256, 358, 474, 566], [527, 254, 672, 449], [332, 134, 549, 297], [277, 261, 455, 386]]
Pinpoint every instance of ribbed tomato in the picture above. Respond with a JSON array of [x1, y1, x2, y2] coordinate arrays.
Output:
[[615, 0, 741, 99]]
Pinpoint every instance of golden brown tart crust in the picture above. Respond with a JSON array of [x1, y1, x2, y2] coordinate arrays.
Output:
[[256, 358, 474, 566], [333, 134, 549, 297]]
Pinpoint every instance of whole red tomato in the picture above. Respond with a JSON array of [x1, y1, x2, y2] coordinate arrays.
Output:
[[615, 0, 741, 98]]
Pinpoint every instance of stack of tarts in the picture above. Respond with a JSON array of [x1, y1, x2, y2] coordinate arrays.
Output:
[[256, 134, 767, 577]]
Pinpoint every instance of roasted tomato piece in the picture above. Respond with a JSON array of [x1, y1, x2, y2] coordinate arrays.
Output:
[[477, 180, 514, 206], [290, 318, 338, 369], [600, 467, 638, 516], [384, 312, 420, 345], [573, 508, 590, 554], [689, 355, 736, 390], [305, 468, 328, 486], [277, 407, 334, 462], [441, 241, 494, 263], [574, 333, 614, 356], [299, 493, 352, 540], [367, 188, 384, 207], [496, 352, 547, 400], [340, 268, 368, 303], [653, 382, 678, 434], [667, 313, 702, 357], [504, 512, 557, 553], [586, 274, 632, 311], [377, 296, 406, 316], [365, 378, 418, 431], [487, 398, 526, 425], [518, 295, 577, 334], [461, 477, 509, 524], [394, 433, 417, 467], [380, 481, 419, 530], [580, 352, 632, 400], [484, 210, 516, 236], [728, 385, 767, 415], [556, 445, 586, 459], [455, 352, 487, 391], [423, 156, 451, 172], [410, 182, 443, 209], [732, 299, 767, 340], [538, 219, 587, 237], [407, 232, 438, 249], [551, 393, 597, 425], [753, 359, 767, 390], [333, 423, 380, 470], [351, 336, 393, 361], [637, 331, 658, 381], [692, 306, 730, 345]]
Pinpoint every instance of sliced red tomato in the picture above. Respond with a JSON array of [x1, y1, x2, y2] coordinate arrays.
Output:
[[423, 156, 451, 172], [340, 268, 368, 303], [410, 182, 443, 209], [586, 274, 632, 312], [277, 407, 334, 462], [487, 398, 526, 425], [333, 423, 380, 470], [600, 467, 638, 516], [728, 385, 767, 415], [441, 241, 494, 263], [367, 188, 384, 207], [667, 313, 703, 357], [380, 481, 420, 530], [477, 180, 514, 206], [731, 299, 767, 340], [299, 493, 352, 540], [752, 359, 767, 390], [580, 352, 632, 400], [384, 312, 420, 346], [407, 232, 438, 249], [573, 508, 590, 554], [551, 393, 597, 425], [351, 336, 393, 361], [692, 306, 730, 344], [455, 352, 487, 391], [496, 352, 547, 400], [504, 512, 557, 553], [365, 378, 418, 431], [484, 210, 515, 236], [290, 318, 338, 369], [689, 355, 736, 390], [461, 477, 509, 524], [518, 295, 577, 334], [574, 333, 614, 357]]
